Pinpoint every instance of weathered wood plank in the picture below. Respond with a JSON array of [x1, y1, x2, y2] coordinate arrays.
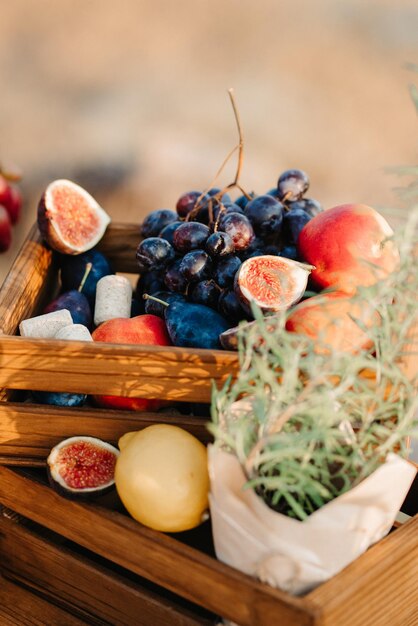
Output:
[[0, 223, 56, 336], [0, 514, 213, 626], [0, 402, 210, 464], [0, 574, 90, 626], [97, 221, 142, 273], [0, 335, 239, 401], [308, 515, 418, 626], [0, 467, 318, 626]]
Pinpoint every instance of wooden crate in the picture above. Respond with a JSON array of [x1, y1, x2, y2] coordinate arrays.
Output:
[[0, 223, 417, 625], [0, 222, 237, 465], [0, 467, 417, 626]]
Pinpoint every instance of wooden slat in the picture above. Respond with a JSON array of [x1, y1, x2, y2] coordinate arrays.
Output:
[[0, 402, 210, 464], [0, 223, 56, 336], [0, 574, 90, 626], [308, 515, 418, 626], [0, 515, 213, 626], [97, 221, 142, 273], [0, 466, 318, 626], [0, 335, 239, 402]]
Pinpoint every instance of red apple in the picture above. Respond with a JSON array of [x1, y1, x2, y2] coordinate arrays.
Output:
[[0, 205, 12, 252], [286, 291, 377, 354], [0, 175, 21, 225], [92, 314, 171, 411], [298, 204, 399, 293]]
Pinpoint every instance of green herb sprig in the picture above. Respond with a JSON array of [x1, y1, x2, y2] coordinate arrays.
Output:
[[210, 213, 418, 521]]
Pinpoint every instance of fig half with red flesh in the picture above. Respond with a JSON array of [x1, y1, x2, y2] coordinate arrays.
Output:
[[47, 436, 119, 499], [235, 255, 314, 315], [38, 179, 111, 254]]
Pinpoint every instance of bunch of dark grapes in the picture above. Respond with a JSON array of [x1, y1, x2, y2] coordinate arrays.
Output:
[[135, 170, 323, 324]]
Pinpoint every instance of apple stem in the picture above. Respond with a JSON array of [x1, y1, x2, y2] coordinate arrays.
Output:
[[143, 293, 169, 307], [78, 263, 93, 293]]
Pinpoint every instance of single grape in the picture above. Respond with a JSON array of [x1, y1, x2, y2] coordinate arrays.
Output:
[[135, 270, 165, 299], [218, 212, 255, 251], [176, 191, 209, 219], [244, 195, 284, 240], [235, 192, 255, 209], [159, 221, 183, 245], [265, 187, 280, 199], [263, 244, 281, 255], [141, 209, 178, 238], [136, 237, 176, 272], [221, 202, 244, 215], [179, 250, 213, 282], [173, 222, 210, 252], [194, 199, 242, 226], [190, 280, 221, 308], [144, 291, 184, 317], [214, 255, 242, 288], [279, 245, 299, 261], [240, 248, 265, 260], [194, 199, 218, 225], [288, 198, 323, 217], [207, 187, 232, 204], [277, 169, 309, 202], [283, 208, 312, 245], [205, 231, 235, 257], [164, 259, 189, 293], [218, 290, 247, 323]]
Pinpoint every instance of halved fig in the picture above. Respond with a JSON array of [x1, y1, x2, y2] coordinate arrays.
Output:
[[38, 179, 111, 254], [47, 436, 119, 499], [234, 255, 314, 315]]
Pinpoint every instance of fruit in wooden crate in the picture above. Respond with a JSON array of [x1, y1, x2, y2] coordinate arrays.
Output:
[[285, 291, 377, 353], [37, 179, 111, 254], [164, 299, 230, 349], [234, 255, 314, 314], [298, 204, 399, 293], [115, 425, 209, 532], [137, 163, 322, 334], [59, 249, 114, 306], [92, 314, 171, 411], [33, 391, 87, 407], [44, 290, 92, 328], [47, 436, 119, 498], [44, 261, 94, 328]]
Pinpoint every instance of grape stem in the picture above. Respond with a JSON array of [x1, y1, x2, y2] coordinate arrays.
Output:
[[187, 88, 252, 223], [78, 263, 93, 293], [143, 293, 169, 307], [228, 88, 244, 186]]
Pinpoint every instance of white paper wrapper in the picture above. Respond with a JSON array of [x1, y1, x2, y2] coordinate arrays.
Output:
[[208, 445, 416, 595]]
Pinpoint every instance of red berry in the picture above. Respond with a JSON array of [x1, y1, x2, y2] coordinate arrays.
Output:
[[0, 175, 22, 225], [0, 205, 12, 252], [7, 186, 22, 224]]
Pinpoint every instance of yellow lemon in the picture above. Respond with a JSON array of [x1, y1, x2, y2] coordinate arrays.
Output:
[[115, 424, 209, 532]]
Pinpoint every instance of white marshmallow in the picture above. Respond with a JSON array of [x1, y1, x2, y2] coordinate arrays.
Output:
[[94, 275, 132, 326], [54, 324, 93, 341], [19, 309, 73, 338]]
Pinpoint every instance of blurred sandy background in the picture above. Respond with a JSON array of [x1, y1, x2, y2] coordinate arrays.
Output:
[[0, 0, 417, 281]]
